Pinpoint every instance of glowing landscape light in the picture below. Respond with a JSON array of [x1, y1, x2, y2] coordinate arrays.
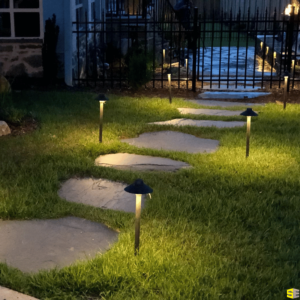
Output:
[[95, 94, 109, 143], [124, 179, 153, 255], [240, 108, 258, 158], [284, 76, 289, 109], [168, 73, 172, 104]]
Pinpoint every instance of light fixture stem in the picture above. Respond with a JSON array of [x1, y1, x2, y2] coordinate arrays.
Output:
[[186, 59, 188, 89], [246, 116, 251, 158], [99, 102, 104, 143], [135, 194, 142, 255], [168, 74, 172, 104], [284, 76, 288, 110]]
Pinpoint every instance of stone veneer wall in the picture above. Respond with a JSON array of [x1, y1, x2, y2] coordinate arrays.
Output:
[[0, 42, 43, 78]]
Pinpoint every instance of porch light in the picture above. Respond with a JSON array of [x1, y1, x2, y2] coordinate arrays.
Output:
[[274, 52, 276, 59], [124, 179, 153, 255], [168, 73, 172, 104], [283, 76, 289, 109], [285, 4, 292, 16], [266, 46, 269, 55], [240, 108, 258, 158], [260, 42, 263, 50], [163, 49, 165, 65], [95, 94, 109, 143]]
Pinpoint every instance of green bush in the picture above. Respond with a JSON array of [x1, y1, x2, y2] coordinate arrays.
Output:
[[125, 45, 154, 89], [0, 94, 27, 125]]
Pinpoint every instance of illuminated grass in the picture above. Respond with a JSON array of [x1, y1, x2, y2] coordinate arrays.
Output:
[[0, 91, 300, 299]]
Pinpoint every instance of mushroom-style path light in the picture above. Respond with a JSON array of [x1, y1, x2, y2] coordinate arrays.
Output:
[[240, 108, 258, 158], [95, 94, 109, 143], [124, 179, 153, 255]]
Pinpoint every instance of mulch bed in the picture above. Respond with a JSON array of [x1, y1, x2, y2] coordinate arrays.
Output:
[[6, 117, 39, 136]]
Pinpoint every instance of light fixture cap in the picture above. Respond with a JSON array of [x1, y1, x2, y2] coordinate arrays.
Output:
[[124, 179, 153, 195], [95, 94, 109, 102], [240, 108, 258, 117]]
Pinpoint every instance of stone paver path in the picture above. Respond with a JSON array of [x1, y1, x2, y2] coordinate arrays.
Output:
[[178, 108, 244, 116], [187, 100, 265, 107], [95, 153, 191, 172], [0, 217, 118, 273], [59, 178, 142, 213], [121, 131, 219, 153], [149, 119, 245, 128], [0, 286, 39, 300], [198, 91, 270, 99]]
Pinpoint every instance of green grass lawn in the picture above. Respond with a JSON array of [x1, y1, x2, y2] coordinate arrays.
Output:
[[0, 91, 300, 300]]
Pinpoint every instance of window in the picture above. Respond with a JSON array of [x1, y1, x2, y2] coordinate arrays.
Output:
[[0, 0, 43, 38]]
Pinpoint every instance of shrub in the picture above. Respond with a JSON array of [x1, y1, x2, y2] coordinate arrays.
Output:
[[0, 94, 27, 125], [126, 45, 154, 89]]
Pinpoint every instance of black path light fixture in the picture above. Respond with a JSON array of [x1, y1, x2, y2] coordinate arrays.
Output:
[[95, 94, 109, 143], [124, 179, 153, 255], [168, 72, 172, 104], [240, 108, 258, 158]]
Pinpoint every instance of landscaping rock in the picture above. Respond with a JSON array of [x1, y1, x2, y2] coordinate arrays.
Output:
[[59, 178, 142, 213], [121, 131, 219, 153], [0, 286, 39, 300], [187, 100, 265, 107], [0, 217, 118, 273], [0, 75, 11, 93], [0, 121, 11, 136], [149, 119, 245, 128], [198, 91, 270, 99], [95, 153, 191, 172], [177, 108, 244, 116]]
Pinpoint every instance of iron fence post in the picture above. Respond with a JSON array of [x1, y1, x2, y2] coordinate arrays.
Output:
[[192, 7, 198, 92]]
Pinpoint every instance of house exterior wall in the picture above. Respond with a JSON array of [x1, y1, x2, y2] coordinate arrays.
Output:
[[0, 0, 44, 78], [0, 41, 43, 78]]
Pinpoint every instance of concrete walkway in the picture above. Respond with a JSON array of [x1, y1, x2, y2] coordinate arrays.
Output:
[[0, 286, 38, 300], [59, 178, 142, 213], [198, 91, 270, 99], [95, 153, 191, 172], [0, 217, 118, 273], [149, 119, 245, 128], [187, 99, 265, 107], [177, 108, 244, 116], [121, 131, 219, 153]]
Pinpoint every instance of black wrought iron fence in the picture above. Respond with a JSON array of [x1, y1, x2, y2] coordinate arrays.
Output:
[[72, 6, 300, 90]]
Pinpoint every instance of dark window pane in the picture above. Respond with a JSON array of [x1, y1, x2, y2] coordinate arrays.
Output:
[[0, 13, 11, 37], [76, 0, 83, 5], [14, 0, 39, 8], [0, 0, 9, 8], [14, 13, 40, 37]]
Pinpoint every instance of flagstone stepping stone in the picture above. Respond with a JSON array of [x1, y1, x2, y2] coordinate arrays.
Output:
[[149, 119, 245, 128], [0, 286, 39, 300], [177, 108, 244, 116], [121, 131, 219, 153], [198, 91, 270, 99], [58, 178, 142, 213], [0, 217, 118, 273], [187, 100, 265, 107], [95, 153, 191, 172]]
